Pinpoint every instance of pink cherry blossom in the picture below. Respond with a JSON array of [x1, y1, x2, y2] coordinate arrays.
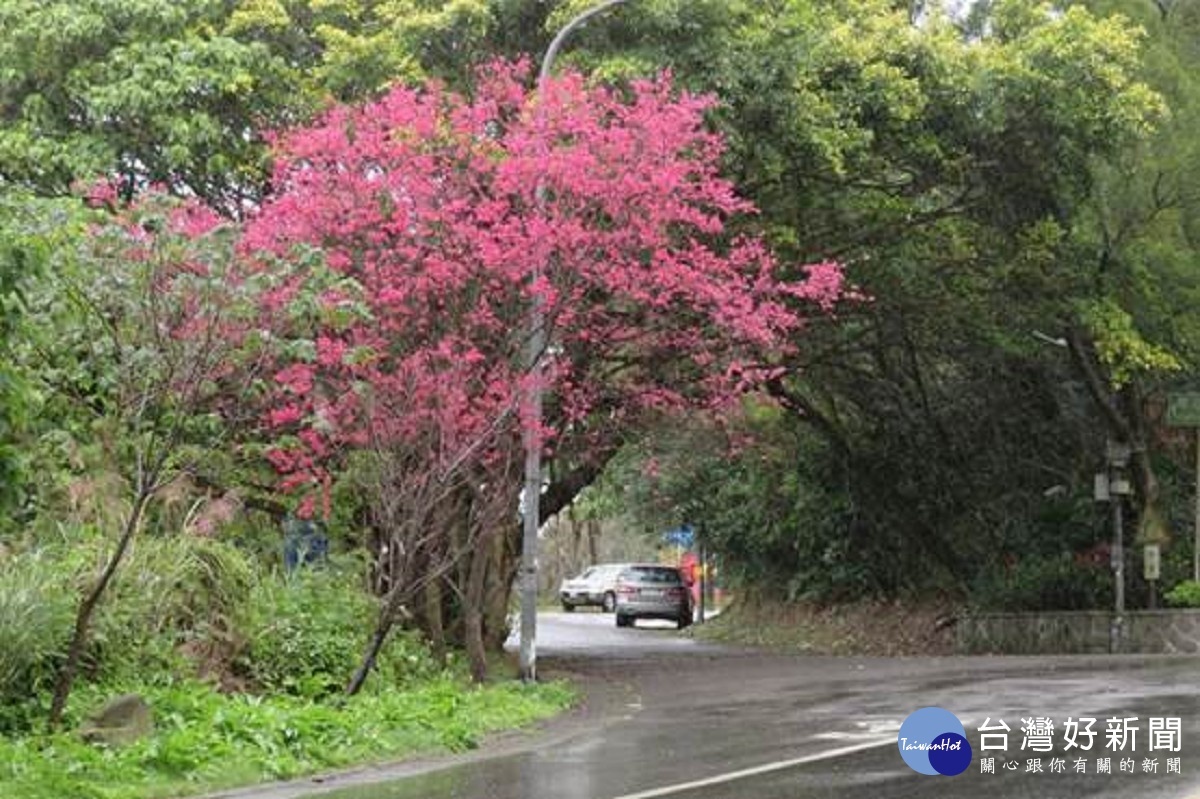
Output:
[[237, 61, 847, 503]]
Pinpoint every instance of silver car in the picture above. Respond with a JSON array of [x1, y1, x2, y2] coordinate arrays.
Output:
[[559, 563, 629, 612], [614, 564, 694, 629]]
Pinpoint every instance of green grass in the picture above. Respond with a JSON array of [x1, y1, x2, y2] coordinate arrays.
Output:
[[0, 544, 576, 799], [0, 673, 575, 799]]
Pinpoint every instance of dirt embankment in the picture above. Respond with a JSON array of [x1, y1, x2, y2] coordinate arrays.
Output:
[[694, 599, 960, 656]]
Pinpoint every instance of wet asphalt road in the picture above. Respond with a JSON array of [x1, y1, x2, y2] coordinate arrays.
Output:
[[228, 610, 1200, 799]]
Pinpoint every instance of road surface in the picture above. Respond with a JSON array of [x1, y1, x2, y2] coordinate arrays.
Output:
[[222, 610, 1200, 799]]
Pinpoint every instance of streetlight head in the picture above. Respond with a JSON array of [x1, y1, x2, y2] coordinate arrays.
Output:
[[1030, 330, 1067, 348]]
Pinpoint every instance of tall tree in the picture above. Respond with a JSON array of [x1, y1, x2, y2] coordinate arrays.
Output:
[[1058, 0, 1200, 555], [579, 0, 1167, 600], [0, 0, 507, 209], [11, 191, 268, 726], [238, 60, 844, 678]]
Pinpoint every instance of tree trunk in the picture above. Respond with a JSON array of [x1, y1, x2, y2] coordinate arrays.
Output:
[[587, 518, 600, 565], [1123, 381, 1168, 544], [464, 608, 487, 684], [369, 524, 388, 596], [568, 507, 580, 574], [483, 522, 516, 652], [48, 488, 151, 730], [1067, 326, 1167, 546], [346, 608, 395, 696], [422, 577, 446, 661], [441, 490, 473, 649], [463, 528, 492, 683]]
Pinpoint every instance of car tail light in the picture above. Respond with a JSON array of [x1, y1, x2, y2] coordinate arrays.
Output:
[[616, 581, 636, 596], [665, 587, 684, 600]]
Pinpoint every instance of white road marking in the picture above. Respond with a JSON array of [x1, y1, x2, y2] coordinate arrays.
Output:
[[607, 738, 895, 799], [812, 717, 978, 742], [816, 719, 902, 740]]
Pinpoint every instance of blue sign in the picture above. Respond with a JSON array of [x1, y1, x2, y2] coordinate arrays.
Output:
[[662, 524, 695, 548], [284, 515, 329, 572]]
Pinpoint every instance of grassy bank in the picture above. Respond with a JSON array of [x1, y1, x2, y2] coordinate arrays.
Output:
[[0, 539, 574, 799], [692, 599, 957, 656], [0, 668, 573, 799]]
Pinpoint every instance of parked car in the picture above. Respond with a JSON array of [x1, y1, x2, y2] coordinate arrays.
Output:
[[559, 563, 629, 612], [614, 564, 694, 629]]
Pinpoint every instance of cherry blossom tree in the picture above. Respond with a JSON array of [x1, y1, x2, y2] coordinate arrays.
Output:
[[240, 60, 844, 682]]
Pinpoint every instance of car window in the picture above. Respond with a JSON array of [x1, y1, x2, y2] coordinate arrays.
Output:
[[579, 568, 595, 579], [620, 566, 682, 585]]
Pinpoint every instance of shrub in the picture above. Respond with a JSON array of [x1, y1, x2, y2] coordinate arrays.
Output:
[[86, 536, 256, 683], [234, 560, 436, 698], [971, 553, 1114, 612], [1165, 580, 1200, 608], [110, 536, 255, 635], [0, 531, 259, 725], [0, 550, 75, 730]]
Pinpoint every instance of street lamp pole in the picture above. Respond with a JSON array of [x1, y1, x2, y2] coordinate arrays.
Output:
[[1104, 439, 1132, 653], [519, 0, 631, 684]]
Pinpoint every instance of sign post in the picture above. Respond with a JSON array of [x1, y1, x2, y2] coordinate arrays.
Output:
[[1144, 543, 1161, 609], [1166, 392, 1200, 583], [662, 525, 696, 550]]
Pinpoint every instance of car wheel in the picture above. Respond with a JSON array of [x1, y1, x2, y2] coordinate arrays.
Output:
[[616, 613, 632, 628], [602, 592, 617, 613], [562, 602, 575, 612], [676, 612, 692, 630]]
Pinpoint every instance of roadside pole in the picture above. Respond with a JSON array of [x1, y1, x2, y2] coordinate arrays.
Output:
[[519, 0, 632, 684], [1145, 543, 1160, 609], [1101, 439, 1131, 654], [1112, 489, 1124, 639], [698, 541, 706, 624]]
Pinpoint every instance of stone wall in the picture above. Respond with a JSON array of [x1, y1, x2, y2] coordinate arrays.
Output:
[[956, 610, 1200, 655]]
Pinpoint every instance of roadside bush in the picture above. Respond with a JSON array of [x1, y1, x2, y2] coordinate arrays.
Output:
[[1, 531, 435, 725], [0, 550, 74, 731], [107, 535, 254, 635], [1165, 579, 1200, 608], [86, 535, 256, 683], [970, 553, 1113, 612], [0, 530, 261, 729], [234, 560, 437, 698]]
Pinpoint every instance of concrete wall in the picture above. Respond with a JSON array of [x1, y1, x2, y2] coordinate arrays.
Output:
[[956, 610, 1200, 655]]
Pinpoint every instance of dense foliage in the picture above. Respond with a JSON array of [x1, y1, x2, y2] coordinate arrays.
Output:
[[585, 0, 1200, 611]]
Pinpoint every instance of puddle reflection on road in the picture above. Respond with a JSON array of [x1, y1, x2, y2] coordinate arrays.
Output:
[[306, 751, 599, 799]]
